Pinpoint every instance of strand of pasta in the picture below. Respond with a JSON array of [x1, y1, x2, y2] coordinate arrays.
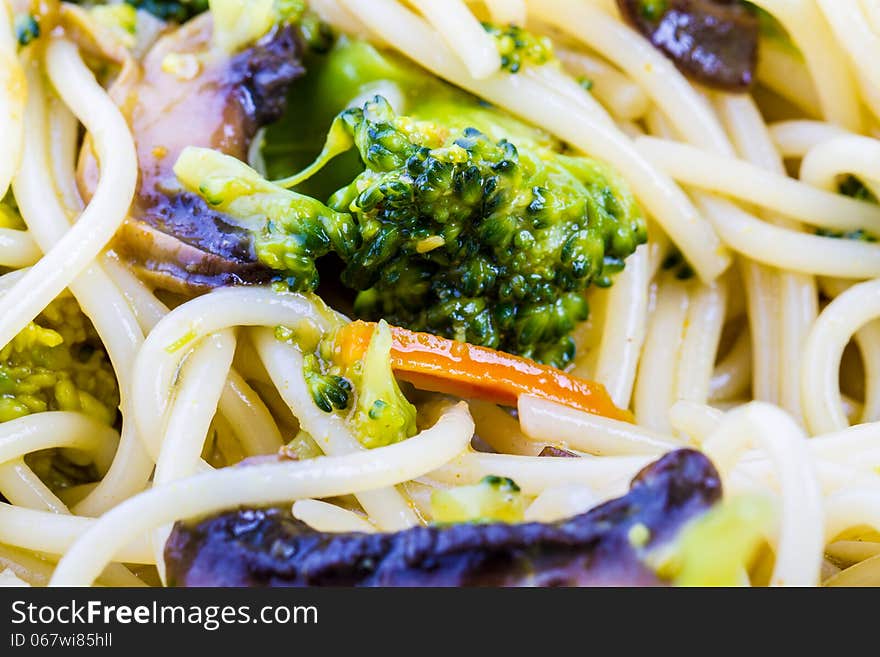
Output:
[[816, 0, 880, 123], [696, 194, 880, 278], [709, 328, 752, 402], [252, 328, 419, 531], [800, 135, 880, 195], [0, 229, 39, 268], [218, 370, 284, 455], [12, 54, 153, 516], [675, 280, 728, 405], [635, 136, 880, 232], [0, 0, 24, 200], [409, 0, 500, 79], [592, 244, 649, 409], [0, 412, 117, 468], [802, 279, 880, 434], [0, 502, 153, 564], [0, 459, 146, 586], [131, 288, 338, 459], [742, 258, 783, 403], [338, 0, 730, 282], [824, 488, 880, 548], [99, 257, 283, 456], [702, 402, 824, 586], [0, 39, 137, 353], [672, 400, 880, 472], [292, 499, 377, 533], [49, 403, 474, 586], [769, 120, 849, 158], [669, 401, 723, 446], [554, 46, 650, 121], [633, 275, 689, 432], [825, 540, 880, 568], [0, 544, 56, 587], [151, 330, 236, 579], [531, 0, 732, 154], [824, 553, 880, 586], [643, 99, 780, 411], [523, 483, 597, 523], [426, 450, 651, 499], [748, 0, 862, 131], [468, 400, 543, 457], [482, 0, 526, 24], [524, 64, 616, 127], [0, 460, 68, 513], [714, 93, 818, 423], [854, 323, 880, 424], [518, 395, 680, 456], [46, 91, 82, 217], [755, 37, 819, 118]]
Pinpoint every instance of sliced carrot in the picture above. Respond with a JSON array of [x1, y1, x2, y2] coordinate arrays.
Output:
[[333, 320, 633, 423]]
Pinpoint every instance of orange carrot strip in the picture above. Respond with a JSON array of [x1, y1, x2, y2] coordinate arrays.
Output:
[[333, 321, 633, 423]]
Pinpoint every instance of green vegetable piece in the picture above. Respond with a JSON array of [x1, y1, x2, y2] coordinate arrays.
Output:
[[15, 14, 39, 46], [482, 22, 556, 74], [303, 353, 352, 413], [431, 475, 525, 524], [173, 146, 359, 292], [651, 496, 773, 587], [0, 297, 119, 426], [349, 320, 417, 449], [182, 40, 646, 369]]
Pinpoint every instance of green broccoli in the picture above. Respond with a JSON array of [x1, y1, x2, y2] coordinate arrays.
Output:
[[813, 176, 879, 242], [177, 97, 644, 367], [481, 22, 556, 74], [346, 320, 417, 448], [0, 296, 119, 425], [431, 475, 525, 524], [178, 39, 646, 368]]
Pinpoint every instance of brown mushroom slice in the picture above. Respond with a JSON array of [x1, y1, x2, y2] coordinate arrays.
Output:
[[77, 14, 305, 294], [616, 0, 759, 92]]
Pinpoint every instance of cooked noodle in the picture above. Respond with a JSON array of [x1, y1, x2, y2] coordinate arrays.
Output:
[[0, 0, 876, 588]]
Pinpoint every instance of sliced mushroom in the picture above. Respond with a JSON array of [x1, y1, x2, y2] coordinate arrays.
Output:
[[616, 0, 759, 91], [77, 13, 305, 293], [165, 449, 721, 587]]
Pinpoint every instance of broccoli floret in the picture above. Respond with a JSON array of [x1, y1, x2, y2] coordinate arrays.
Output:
[[177, 96, 645, 367], [14, 14, 40, 46], [346, 320, 417, 448], [815, 178, 878, 241], [332, 97, 645, 366], [274, 320, 415, 448], [661, 247, 696, 281], [179, 37, 645, 368], [302, 352, 352, 413], [431, 475, 525, 524], [0, 297, 119, 425], [481, 22, 555, 74], [174, 146, 359, 291]]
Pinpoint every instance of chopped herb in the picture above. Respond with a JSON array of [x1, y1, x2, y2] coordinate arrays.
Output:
[[15, 14, 40, 46]]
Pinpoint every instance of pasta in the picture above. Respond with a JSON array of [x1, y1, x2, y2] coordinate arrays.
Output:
[[0, 0, 878, 588]]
